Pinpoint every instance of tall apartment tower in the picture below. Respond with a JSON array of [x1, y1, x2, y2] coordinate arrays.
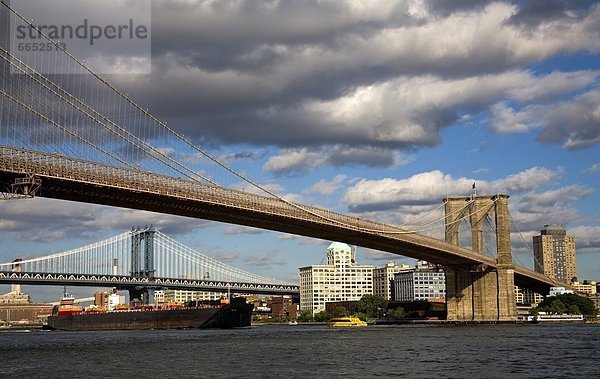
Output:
[[533, 224, 577, 284]]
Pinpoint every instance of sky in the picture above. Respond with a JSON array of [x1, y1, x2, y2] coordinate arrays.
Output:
[[0, 0, 599, 302]]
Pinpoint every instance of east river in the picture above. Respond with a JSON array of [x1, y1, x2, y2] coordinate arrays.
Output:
[[1, 323, 599, 378]]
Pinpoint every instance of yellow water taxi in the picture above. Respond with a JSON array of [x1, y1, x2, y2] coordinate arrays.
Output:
[[327, 317, 367, 327]]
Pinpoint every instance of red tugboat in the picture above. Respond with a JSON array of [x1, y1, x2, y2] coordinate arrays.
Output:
[[54, 292, 84, 316]]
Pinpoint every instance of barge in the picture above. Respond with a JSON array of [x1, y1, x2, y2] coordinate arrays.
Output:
[[45, 295, 253, 331]]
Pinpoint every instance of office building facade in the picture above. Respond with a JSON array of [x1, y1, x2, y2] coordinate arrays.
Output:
[[393, 262, 446, 302], [514, 286, 544, 305], [373, 261, 411, 300], [299, 242, 374, 314]]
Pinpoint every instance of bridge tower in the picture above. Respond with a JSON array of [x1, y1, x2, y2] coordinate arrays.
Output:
[[11, 259, 22, 294], [443, 194, 516, 321], [129, 226, 156, 304]]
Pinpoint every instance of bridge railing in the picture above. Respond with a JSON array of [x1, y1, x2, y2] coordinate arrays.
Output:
[[0, 145, 396, 228]]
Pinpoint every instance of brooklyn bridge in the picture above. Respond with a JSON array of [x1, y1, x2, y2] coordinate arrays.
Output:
[[0, 1, 562, 321]]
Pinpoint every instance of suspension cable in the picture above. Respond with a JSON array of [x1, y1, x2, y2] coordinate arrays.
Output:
[[0, 232, 131, 269], [397, 201, 447, 227], [0, 88, 132, 168], [0, 1, 504, 238], [0, 48, 215, 184], [508, 211, 561, 287], [0, 1, 418, 234]]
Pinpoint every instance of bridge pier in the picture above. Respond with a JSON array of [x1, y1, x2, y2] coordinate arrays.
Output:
[[443, 195, 516, 321], [445, 264, 516, 321]]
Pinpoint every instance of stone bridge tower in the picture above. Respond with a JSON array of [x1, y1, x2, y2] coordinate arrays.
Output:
[[443, 194, 516, 321]]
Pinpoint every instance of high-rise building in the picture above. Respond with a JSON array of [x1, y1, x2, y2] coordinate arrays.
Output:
[[533, 224, 577, 283], [373, 261, 411, 300], [299, 242, 374, 315]]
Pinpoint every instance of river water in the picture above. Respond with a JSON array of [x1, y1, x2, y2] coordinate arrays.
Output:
[[1, 323, 599, 378]]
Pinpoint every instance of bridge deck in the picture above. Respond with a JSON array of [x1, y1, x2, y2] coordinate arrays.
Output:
[[0, 146, 557, 293], [0, 271, 299, 295]]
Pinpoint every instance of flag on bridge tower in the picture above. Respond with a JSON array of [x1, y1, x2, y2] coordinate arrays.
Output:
[[472, 182, 477, 196]]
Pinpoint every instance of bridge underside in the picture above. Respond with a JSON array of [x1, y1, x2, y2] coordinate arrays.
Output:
[[0, 171, 495, 266]]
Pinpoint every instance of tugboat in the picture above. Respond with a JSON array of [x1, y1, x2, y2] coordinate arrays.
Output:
[[53, 288, 83, 316]]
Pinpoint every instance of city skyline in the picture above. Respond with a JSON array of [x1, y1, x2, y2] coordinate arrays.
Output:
[[1, 1, 599, 301]]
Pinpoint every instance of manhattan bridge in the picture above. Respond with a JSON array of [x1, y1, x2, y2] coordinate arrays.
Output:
[[0, 1, 563, 320], [0, 226, 298, 298]]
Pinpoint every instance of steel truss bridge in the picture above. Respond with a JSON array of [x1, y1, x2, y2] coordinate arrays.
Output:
[[0, 1, 559, 301], [0, 227, 298, 296]]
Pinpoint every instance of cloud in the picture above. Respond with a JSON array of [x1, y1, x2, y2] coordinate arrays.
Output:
[[216, 150, 264, 165], [491, 91, 600, 149], [263, 146, 406, 176], [0, 199, 103, 242], [489, 102, 534, 133], [343, 170, 480, 212], [209, 250, 240, 263], [0, 198, 211, 242], [105, 1, 600, 155], [262, 148, 326, 176], [341, 167, 590, 242], [304, 175, 348, 196], [490, 167, 561, 193], [275, 234, 328, 247], [506, 70, 598, 103], [9, 2, 600, 158], [242, 250, 287, 267], [251, 70, 598, 157], [516, 185, 594, 214], [570, 226, 600, 253], [506, 185, 594, 236], [223, 225, 265, 235], [10, 0, 151, 75], [507, 0, 576, 29], [341, 168, 549, 216], [359, 247, 409, 262], [584, 163, 600, 174]]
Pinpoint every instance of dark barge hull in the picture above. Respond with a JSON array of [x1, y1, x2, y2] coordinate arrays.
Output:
[[45, 298, 253, 331]]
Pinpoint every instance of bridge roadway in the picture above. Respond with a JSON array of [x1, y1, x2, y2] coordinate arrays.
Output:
[[0, 271, 300, 296], [0, 146, 557, 293]]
